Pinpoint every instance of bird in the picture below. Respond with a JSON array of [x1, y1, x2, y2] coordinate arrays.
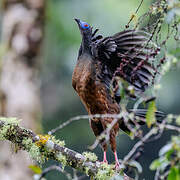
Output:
[[72, 18, 165, 168]]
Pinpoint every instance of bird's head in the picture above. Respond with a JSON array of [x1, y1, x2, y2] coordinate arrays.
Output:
[[74, 18, 92, 38]]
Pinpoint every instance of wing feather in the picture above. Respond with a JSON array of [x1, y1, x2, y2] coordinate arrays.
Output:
[[92, 29, 160, 101]]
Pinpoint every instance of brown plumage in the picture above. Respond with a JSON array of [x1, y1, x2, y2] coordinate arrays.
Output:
[[72, 55, 120, 154], [72, 19, 164, 168]]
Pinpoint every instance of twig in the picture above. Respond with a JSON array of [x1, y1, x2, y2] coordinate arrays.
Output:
[[125, 0, 144, 28], [154, 168, 160, 180], [122, 128, 158, 164], [121, 118, 180, 166], [38, 165, 72, 180], [133, 97, 144, 110], [135, 0, 144, 14], [164, 124, 180, 132], [48, 114, 124, 135], [49, 111, 180, 154]]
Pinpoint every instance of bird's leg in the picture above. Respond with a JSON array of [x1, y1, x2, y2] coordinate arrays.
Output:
[[101, 143, 108, 164], [109, 127, 120, 169], [114, 151, 120, 169], [103, 151, 108, 163]]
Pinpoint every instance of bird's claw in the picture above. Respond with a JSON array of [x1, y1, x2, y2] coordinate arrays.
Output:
[[115, 161, 120, 170]]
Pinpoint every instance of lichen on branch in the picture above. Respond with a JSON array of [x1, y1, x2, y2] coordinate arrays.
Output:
[[0, 117, 129, 180]]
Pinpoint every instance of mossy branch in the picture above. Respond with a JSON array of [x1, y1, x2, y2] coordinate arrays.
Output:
[[0, 118, 132, 180]]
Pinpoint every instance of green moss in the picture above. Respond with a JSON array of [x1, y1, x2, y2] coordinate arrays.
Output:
[[95, 163, 115, 180], [0, 119, 67, 166], [22, 136, 66, 165], [22, 137, 45, 164], [82, 152, 98, 162], [0, 117, 20, 140], [22, 138, 33, 149], [0, 124, 10, 140], [50, 135, 65, 147], [56, 152, 67, 170], [0, 117, 20, 125], [30, 143, 45, 163], [85, 167, 90, 176]]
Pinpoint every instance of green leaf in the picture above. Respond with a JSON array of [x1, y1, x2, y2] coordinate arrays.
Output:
[[168, 167, 180, 180], [150, 157, 170, 172], [150, 159, 162, 170], [146, 100, 157, 128], [166, 149, 174, 160], [29, 165, 42, 174]]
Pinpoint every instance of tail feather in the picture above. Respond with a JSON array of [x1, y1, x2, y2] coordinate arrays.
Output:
[[119, 109, 166, 136], [129, 109, 166, 123]]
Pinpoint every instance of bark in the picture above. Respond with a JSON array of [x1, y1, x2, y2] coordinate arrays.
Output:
[[0, 0, 45, 179]]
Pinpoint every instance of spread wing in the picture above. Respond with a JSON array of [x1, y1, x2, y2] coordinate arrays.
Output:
[[92, 29, 160, 101]]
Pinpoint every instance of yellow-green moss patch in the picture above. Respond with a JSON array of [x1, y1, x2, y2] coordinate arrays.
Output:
[[95, 163, 115, 180], [56, 152, 67, 169], [82, 151, 98, 162], [50, 135, 65, 147], [22, 137, 44, 163], [0, 117, 20, 125]]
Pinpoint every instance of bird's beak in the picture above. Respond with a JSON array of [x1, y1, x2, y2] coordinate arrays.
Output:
[[74, 18, 81, 26]]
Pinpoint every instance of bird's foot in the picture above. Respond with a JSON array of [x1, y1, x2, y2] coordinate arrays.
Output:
[[114, 151, 120, 170], [115, 161, 120, 170]]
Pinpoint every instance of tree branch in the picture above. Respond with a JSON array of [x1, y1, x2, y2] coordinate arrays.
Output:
[[1, 114, 179, 179], [0, 118, 132, 180]]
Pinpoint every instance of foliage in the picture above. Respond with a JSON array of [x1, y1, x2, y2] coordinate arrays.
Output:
[[146, 101, 157, 128], [29, 165, 42, 174], [150, 135, 180, 180]]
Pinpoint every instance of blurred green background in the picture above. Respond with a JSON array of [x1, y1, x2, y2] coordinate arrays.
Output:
[[2, 0, 177, 179]]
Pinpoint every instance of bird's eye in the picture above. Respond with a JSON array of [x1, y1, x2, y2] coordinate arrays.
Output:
[[82, 23, 90, 29], [84, 24, 89, 27]]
